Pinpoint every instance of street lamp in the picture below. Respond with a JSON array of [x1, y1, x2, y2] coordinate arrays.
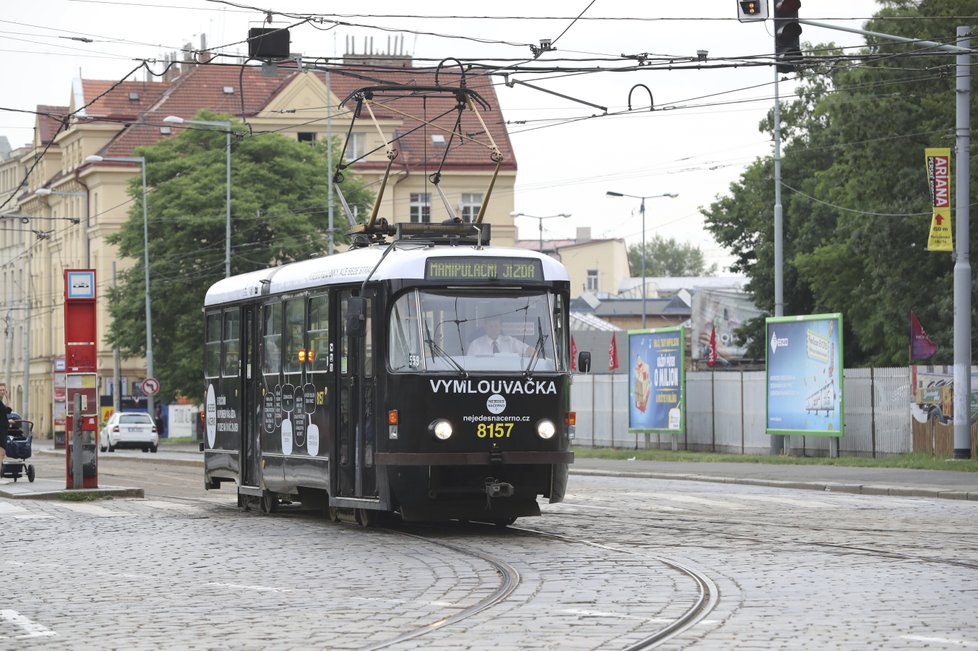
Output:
[[85, 154, 154, 415], [35, 188, 90, 268], [510, 211, 571, 253], [605, 191, 678, 329], [163, 116, 232, 278]]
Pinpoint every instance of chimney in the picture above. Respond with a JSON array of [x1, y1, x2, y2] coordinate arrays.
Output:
[[576, 227, 592, 242]]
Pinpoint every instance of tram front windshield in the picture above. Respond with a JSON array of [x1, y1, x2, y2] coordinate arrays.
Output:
[[389, 290, 565, 373]]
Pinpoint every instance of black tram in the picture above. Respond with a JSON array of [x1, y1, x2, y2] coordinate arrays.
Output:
[[202, 223, 579, 524]]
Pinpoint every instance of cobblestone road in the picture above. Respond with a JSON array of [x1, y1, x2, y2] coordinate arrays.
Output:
[[3, 457, 977, 650]]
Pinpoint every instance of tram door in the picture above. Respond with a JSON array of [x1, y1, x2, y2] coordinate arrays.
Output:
[[336, 290, 378, 500], [240, 305, 261, 487]]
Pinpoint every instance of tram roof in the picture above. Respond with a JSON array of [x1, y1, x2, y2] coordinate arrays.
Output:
[[204, 245, 569, 306]]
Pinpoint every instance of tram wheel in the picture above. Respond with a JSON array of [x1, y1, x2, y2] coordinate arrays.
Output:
[[327, 506, 340, 522], [356, 508, 375, 528], [260, 491, 278, 514]]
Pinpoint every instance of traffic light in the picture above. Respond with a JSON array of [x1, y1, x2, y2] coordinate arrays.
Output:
[[737, 1, 767, 22], [774, 0, 802, 73]]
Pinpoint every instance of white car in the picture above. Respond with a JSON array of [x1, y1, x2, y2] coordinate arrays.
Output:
[[100, 412, 159, 453]]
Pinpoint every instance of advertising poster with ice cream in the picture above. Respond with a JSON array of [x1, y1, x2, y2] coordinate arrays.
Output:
[[765, 313, 844, 436], [628, 327, 685, 434]]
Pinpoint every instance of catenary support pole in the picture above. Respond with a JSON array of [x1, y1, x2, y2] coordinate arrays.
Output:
[[953, 26, 971, 459], [770, 67, 786, 456]]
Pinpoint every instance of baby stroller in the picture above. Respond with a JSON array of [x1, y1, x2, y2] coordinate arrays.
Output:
[[1, 416, 35, 483]]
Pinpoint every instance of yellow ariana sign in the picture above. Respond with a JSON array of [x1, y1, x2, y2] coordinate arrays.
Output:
[[925, 147, 952, 252]]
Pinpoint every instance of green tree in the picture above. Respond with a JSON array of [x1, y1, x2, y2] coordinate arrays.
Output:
[[703, 0, 978, 365], [106, 111, 372, 401], [627, 235, 718, 277]]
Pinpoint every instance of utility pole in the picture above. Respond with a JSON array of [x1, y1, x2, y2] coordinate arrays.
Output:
[[952, 26, 971, 459]]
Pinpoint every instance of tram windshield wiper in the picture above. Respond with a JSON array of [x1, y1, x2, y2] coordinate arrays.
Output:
[[423, 322, 467, 376], [523, 317, 549, 376]]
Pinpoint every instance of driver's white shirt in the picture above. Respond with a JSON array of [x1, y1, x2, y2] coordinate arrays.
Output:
[[468, 334, 527, 356]]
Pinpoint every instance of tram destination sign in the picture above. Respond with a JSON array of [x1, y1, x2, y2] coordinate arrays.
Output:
[[425, 257, 543, 282]]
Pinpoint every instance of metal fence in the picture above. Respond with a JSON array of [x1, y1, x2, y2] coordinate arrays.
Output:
[[570, 367, 913, 457]]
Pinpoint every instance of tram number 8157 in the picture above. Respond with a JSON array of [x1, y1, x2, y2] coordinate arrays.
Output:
[[476, 422, 514, 438]]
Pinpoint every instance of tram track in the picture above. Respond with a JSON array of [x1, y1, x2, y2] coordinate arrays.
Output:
[[350, 519, 721, 651], [553, 506, 978, 572], [511, 524, 719, 650], [138, 487, 722, 649], [359, 530, 521, 651]]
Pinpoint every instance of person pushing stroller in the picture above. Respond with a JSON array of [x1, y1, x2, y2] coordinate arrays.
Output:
[[0, 385, 11, 464]]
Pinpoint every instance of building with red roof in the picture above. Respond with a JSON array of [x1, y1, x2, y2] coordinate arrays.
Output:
[[0, 54, 521, 435]]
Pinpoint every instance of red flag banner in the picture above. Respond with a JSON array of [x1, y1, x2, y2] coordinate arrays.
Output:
[[707, 325, 717, 368], [910, 311, 938, 360], [608, 333, 619, 371], [570, 336, 578, 371]]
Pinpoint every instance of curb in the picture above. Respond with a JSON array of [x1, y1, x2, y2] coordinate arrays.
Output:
[[0, 482, 144, 500], [15, 450, 978, 503], [569, 468, 978, 502]]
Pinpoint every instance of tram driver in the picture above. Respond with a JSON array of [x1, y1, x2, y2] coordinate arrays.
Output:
[[467, 317, 533, 357]]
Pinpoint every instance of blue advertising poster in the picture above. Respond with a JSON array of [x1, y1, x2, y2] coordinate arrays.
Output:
[[766, 314, 844, 436], [628, 327, 684, 434]]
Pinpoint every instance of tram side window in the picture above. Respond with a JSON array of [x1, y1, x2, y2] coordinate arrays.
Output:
[[389, 292, 421, 372], [284, 299, 304, 375], [205, 312, 222, 378], [263, 303, 282, 375], [308, 295, 329, 372], [222, 310, 240, 377], [364, 297, 373, 378]]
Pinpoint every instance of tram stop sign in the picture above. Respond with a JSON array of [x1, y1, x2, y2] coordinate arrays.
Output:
[[142, 377, 160, 397]]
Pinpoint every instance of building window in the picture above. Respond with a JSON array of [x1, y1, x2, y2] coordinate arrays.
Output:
[[297, 132, 316, 143], [344, 132, 366, 162], [410, 193, 431, 223], [586, 269, 599, 292], [459, 193, 482, 223]]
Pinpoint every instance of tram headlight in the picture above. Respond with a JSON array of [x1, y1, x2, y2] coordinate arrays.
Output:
[[536, 419, 556, 440], [430, 419, 453, 441]]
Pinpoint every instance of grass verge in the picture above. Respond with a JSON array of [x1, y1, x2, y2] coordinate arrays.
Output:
[[59, 492, 112, 501], [573, 447, 978, 472]]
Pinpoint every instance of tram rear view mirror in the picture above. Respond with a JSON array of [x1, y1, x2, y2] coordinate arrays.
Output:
[[346, 297, 367, 336], [578, 351, 591, 374]]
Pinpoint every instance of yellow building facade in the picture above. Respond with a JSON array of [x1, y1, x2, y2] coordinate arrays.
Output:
[[0, 58, 522, 436]]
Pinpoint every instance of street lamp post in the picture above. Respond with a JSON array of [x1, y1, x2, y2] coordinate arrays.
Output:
[[35, 188, 90, 268], [605, 191, 678, 329], [163, 116, 232, 278], [84, 155, 154, 415], [509, 211, 571, 253]]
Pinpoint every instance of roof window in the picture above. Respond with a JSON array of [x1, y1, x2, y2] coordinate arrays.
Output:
[[431, 134, 446, 146], [128, 91, 140, 101], [223, 86, 235, 95]]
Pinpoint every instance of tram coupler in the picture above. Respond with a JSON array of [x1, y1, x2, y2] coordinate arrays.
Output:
[[485, 478, 515, 498]]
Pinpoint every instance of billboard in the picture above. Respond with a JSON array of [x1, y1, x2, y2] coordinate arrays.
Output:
[[910, 365, 978, 425], [766, 314, 843, 436], [691, 288, 762, 364], [628, 327, 684, 434]]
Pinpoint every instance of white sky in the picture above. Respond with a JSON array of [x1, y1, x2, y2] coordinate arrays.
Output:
[[1, 0, 886, 271]]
